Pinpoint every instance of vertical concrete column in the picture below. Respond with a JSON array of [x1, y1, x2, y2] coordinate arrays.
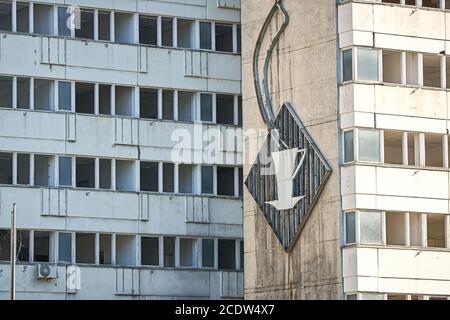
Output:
[[54, 80, 59, 112], [95, 233, 100, 265], [157, 88, 163, 120], [94, 83, 99, 115], [212, 93, 217, 124], [172, 17, 177, 47], [418, 53, 424, 87], [214, 239, 219, 269], [195, 165, 202, 195], [111, 159, 116, 190], [235, 240, 240, 270], [54, 231, 60, 263], [12, 77, 17, 109], [173, 90, 179, 121], [354, 128, 360, 161], [29, 230, 35, 262], [71, 156, 76, 187], [135, 235, 141, 266], [156, 16, 162, 47], [12, 1, 17, 32], [54, 155, 59, 186], [12, 153, 17, 185], [441, 0, 446, 9], [213, 166, 218, 195], [445, 215, 450, 249], [29, 2, 33, 34], [443, 135, 448, 169], [421, 213, 428, 248], [381, 211, 387, 246], [110, 11, 115, 42], [174, 237, 180, 268], [198, 239, 203, 268], [401, 52, 407, 85], [402, 132, 409, 165], [110, 85, 116, 116], [379, 130, 385, 164], [29, 78, 34, 110], [111, 234, 116, 265], [135, 160, 140, 192], [416, 0, 423, 7], [418, 133, 425, 167], [441, 56, 446, 90], [94, 9, 99, 41], [194, 20, 200, 49], [405, 212, 411, 247], [29, 154, 34, 186], [159, 236, 164, 268], [232, 24, 238, 54], [174, 163, 179, 193], [134, 86, 140, 118], [94, 158, 100, 189], [133, 13, 139, 44], [211, 21, 216, 51], [158, 162, 163, 193], [53, 5, 58, 36], [71, 82, 76, 113], [195, 92, 201, 122], [71, 232, 76, 263], [233, 95, 239, 126]]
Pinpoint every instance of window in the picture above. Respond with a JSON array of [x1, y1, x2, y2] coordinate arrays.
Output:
[[17, 153, 30, 185], [98, 11, 111, 41], [33, 4, 53, 35], [180, 238, 196, 267], [17, 77, 30, 109], [139, 15, 157, 45], [177, 19, 194, 48], [140, 88, 158, 119], [163, 163, 174, 192], [342, 49, 353, 82], [382, 51, 402, 84], [422, 0, 440, 8], [427, 214, 445, 248], [76, 233, 95, 264], [34, 231, 51, 262], [406, 52, 419, 86], [178, 91, 195, 122], [115, 86, 134, 116], [59, 156, 72, 187], [0, 76, 12, 108], [179, 164, 194, 194], [34, 79, 54, 111], [218, 239, 236, 270], [382, 0, 400, 3], [201, 166, 213, 194], [116, 160, 136, 192], [99, 84, 111, 115], [345, 212, 356, 244], [58, 81, 72, 111], [423, 54, 441, 88], [200, 22, 212, 50], [58, 7, 71, 37], [357, 48, 379, 81], [425, 133, 443, 167], [164, 237, 175, 267], [359, 293, 383, 300], [17, 230, 30, 262], [16, 2, 29, 33], [141, 237, 159, 266], [384, 131, 403, 165], [409, 213, 423, 247], [115, 12, 135, 44], [34, 155, 54, 187], [237, 25, 241, 54], [217, 167, 235, 196], [116, 235, 136, 265], [446, 0, 450, 9], [238, 167, 243, 197], [76, 157, 95, 188], [216, 94, 234, 125], [0, 1, 12, 32], [162, 90, 174, 120], [387, 294, 408, 300], [58, 232, 72, 263], [344, 131, 354, 163], [99, 159, 111, 189], [407, 132, 418, 166], [201, 93, 213, 122], [140, 161, 158, 192], [406, 0, 416, 4], [162, 17, 173, 47], [0, 230, 10, 261], [215, 24, 233, 52], [386, 212, 406, 246], [359, 211, 382, 244], [358, 130, 381, 162], [447, 57, 450, 90], [0, 152, 12, 184], [239, 240, 244, 270], [99, 234, 111, 264], [76, 82, 95, 114], [202, 239, 214, 268]]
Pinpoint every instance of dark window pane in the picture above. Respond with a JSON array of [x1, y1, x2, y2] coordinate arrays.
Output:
[[141, 237, 159, 266], [215, 23, 233, 52], [202, 239, 214, 268], [218, 239, 235, 270], [201, 166, 213, 194], [200, 22, 212, 50], [216, 94, 234, 125], [163, 163, 174, 192], [201, 93, 213, 122]]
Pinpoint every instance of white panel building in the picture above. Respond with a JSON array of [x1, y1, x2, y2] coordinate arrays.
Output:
[[0, 0, 243, 299]]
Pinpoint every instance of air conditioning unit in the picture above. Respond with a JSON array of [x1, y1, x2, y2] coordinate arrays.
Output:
[[37, 264, 57, 279]]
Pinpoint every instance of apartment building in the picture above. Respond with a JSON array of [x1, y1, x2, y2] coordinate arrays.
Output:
[[0, 0, 243, 299], [243, 0, 450, 300]]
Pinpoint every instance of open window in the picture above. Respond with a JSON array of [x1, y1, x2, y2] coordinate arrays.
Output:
[[99, 159, 111, 189], [99, 84, 111, 115], [116, 235, 136, 265], [76, 82, 95, 114], [217, 167, 235, 196], [116, 160, 136, 192], [422, 0, 440, 8], [201, 166, 213, 195], [115, 86, 134, 116], [0, 76, 12, 108], [358, 129, 381, 162], [200, 22, 212, 50], [76, 157, 95, 188], [34, 79, 55, 111], [218, 239, 236, 270], [179, 164, 194, 194], [162, 17, 173, 46], [34, 155, 54, 187], [17, 77, 30, 109], [57, 6, 71, 37], [0, 1, 12, 32], [201, 93, 213, 122], [384, 131, 403, 165], [58, 81, 72, 111], [177, 19, 195, 48], [162, 90, 174, 120], [359, 211, 382, 245], [386, 212, 406, 246], [425, 133, 443, 168], [180, 238, 196, 267], [98, 11, 111, 41], [178, 91, 195, 121], [163, 236, 175, 267], [216, 94, 234, 125], [99, 234, 111, 264], [34, 231, 52, 262], [427, 214, 446, 248], [342, 49, 353, 82], [163, 163, 174, 193], [0, 152, 12, 184], [215, 23, 233, 53], [17, 2, 29, 33], [75, 9, 94, 39], [140, 88, 158, 119], [409, 213, 423, 247], [356, 48, 379, 82], [115, 12, 135, 44], [139, 15, 157, 45], [76, 233, 95, 264], [33, 4, 53, 35], [382, 51, 402, 84], [423, 54, 441, 88], [17, 153, 30, 185], [141, 237, 159, 266], [202, 239, 214, 268], [140, 161, 158, 192], [58, 232, 72, 263], [58, 156, 72, 187]]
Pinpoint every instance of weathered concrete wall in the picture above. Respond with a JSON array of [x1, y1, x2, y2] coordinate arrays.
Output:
[[242, 0, 342, 299]]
